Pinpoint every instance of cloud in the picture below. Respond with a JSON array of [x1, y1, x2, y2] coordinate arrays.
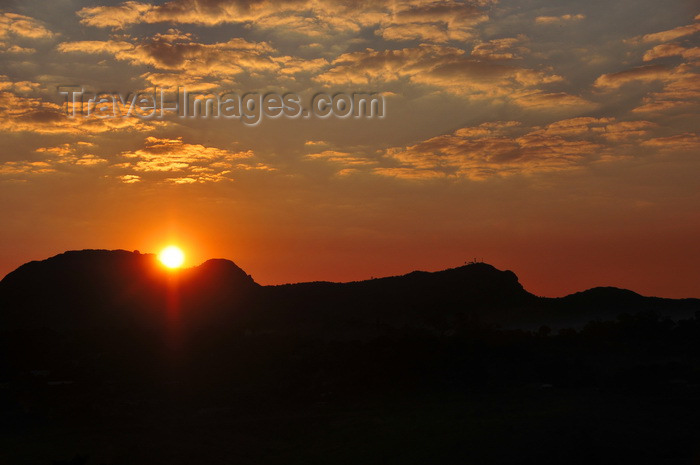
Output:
[[0, 12, 54, 40], [594, 62, 700, 114], [643, 44, 700, 62], [0, 160, 55, 177], [58, 30, 328, 85], [77, 0, 298, 28], [315, 44, 562, 98], [251, 10, 363, 37], [58, 31, 277, 79], [76, 1, 155, 29], [0, 75, 42, 93], [641, 132, 700, 151], [76, 0, 495, 42], [272, 56, 329, 75], [0, 12, 54, 55], [630, 69, 700, 113], [600, 120, 658, 141], [0, 78, 164, 134], [635, 21, 700, 44], [532, 117, 612, 136], [35, 142, 108, 166], [597, 19, 700, 114], [594, 64, 674, 89], [378, 22, 472, 43], [120, 27, 552, 107], [376, 1, 491, 42], [0, 44, 36, 54], [368, 117, 670, 180], [372, 166, 445, 179], [523, 117, 656, 141], [116, 136, 271, 183], [118, 174, 142, 183], [0, 141, 107, 180], [57, 39, 134, 55], [139, 72, 221, 92], [307, 117, 660, 180], [121, 136, 250, 171], [0, 92, 161, 134], [535, 14, 585, 25], [304, 140, 328, 146], [306, 150, 377, 166], [470, 36, 529, 60], [511, 91, 597, 110]]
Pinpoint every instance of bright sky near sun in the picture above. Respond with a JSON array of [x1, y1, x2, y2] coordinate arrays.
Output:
[[0, 0, 698, 297], [159, 246, 185, 269]]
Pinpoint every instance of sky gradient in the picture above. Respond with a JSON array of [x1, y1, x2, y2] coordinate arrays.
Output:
[[0, 0, 698, 297]]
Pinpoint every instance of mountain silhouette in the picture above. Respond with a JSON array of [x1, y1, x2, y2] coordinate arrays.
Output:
[[0, 250, 257, 333], [0, 249, 697, 336], [3, 250, 700, 465]]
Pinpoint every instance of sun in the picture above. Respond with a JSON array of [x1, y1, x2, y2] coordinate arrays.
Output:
[[159, 245, 185, 269]]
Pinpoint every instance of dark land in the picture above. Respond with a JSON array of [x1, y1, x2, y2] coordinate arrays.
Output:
[[1, 250, 700, 464]]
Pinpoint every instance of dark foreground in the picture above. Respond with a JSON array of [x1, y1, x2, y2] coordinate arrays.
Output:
[[2, 252, 700, 464], [2, 312, 700, 465], [3, 387, 700, 465]]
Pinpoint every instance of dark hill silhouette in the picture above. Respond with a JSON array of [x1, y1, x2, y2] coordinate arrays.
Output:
[[3, 250, 700, 465], [0, 250, 257, 333], [560, 286, 653, 306], [0, 249, 697, 336], [252, 262, 540, 338], [540, 286, 700, 328]]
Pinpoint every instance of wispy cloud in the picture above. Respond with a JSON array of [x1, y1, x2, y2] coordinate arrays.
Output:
[[534, 14, 585, 25], [0, 90, 163, 134], [0, 12, 54, 40], [76, 0, 495, 43], [306, 116, 691, 180], [116, 136, 272, 183], [315, 44, 562, 99], [634, 21, 700, 44]]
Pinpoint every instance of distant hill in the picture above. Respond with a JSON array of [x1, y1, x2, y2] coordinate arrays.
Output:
[[0, 249, 697, 338], [3, 250, 700, 465], [0, 249, 258, 333]]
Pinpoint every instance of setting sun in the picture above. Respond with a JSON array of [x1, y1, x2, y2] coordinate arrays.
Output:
[[159, 246, 185, 269]]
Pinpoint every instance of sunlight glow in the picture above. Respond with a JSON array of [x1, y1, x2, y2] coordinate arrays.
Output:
[[159, 246, 185, 269]]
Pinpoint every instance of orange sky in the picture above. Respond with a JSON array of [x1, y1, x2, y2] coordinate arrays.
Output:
[[0, 0, 699, 298]]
